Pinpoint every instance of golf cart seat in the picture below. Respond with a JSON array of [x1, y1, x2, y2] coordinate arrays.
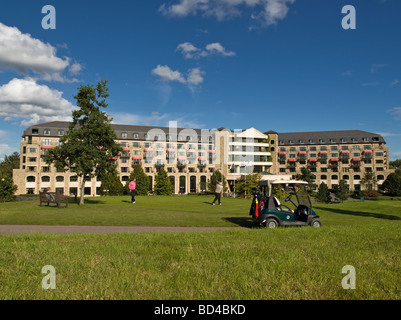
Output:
[[273, 197, 294, 213]]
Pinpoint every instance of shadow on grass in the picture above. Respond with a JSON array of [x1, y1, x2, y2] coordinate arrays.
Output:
[[314, 206, 401, 221], [81, 199, 107, 205], [223, 217, 254, 228]]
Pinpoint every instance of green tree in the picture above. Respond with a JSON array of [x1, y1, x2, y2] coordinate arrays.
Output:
[[295, 167, 317, 191], [316, 182, 330, 203], [129, 164, 150, 195], [382, 173, 401, 196], [334, 179, 350, 202], [46, 80, 123, 205], [99, 172, 124, 196], [235, 173, 262, 198], [361, 171, 377, 192], [154, 168, 174, 195], [207, 170, 227, 194], [0, 176, 18, 202], [0, 152, 20, 178], [390, 159, 401, 175]]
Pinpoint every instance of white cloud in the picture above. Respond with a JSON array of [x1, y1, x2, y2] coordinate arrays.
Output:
[[176, 42, 236, 59], [0, 78, 77, 126], [159, 0, 296, 27], [387, 107, 401, 121], [0, 22, 69, 74], [370, 63, 388, 73], [187, 68, 204, 86], [69, 63, 83, 76], [205, 42, 236, 56], [152, 65, 186, 83], [390, 79, 399, 86], [0, 143, 13, 162], [0, 23, 80, 83], [375, 132, 401, 137], [151, 65, 205, 90]]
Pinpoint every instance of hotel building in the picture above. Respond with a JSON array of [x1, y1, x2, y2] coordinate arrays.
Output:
[[12, 122, 391, 195]]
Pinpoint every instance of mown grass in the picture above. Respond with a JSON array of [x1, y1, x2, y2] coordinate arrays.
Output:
[[0, 196, 401, 299]]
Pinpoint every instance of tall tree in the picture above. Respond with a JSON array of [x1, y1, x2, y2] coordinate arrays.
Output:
[[46, 80, 123, 205], [361, 171, 377, 192], [154, 168, 174, 195], [382, 173, 401, 196], [295, 167, 317, 191], [129, 164, 150, 195], [99, 172, 124, 196], [316, 182, 331, 203], [0, 152, 20, 178], [234, 173, 262, 198], [334, 179, 350, 202], [0, 175, 18, 202]]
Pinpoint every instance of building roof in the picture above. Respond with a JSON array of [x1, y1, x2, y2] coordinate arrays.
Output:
[[22, 121, 213, 141], [277, 130, 386, 145]]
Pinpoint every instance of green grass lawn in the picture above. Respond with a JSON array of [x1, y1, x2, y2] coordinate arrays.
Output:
[[1, 196, 401, 299]]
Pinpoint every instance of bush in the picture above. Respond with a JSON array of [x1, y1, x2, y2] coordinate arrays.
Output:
[[0, 176, 18, 202], [363, 190, 381, 200]]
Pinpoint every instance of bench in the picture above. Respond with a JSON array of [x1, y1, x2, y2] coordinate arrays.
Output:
[[39, 192, 69, 208]]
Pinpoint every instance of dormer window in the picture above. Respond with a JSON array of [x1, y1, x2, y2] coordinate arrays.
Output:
[[44, 129, 51, 135]]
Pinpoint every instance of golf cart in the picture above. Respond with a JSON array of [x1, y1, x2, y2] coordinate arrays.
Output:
[[249, 180, 322, 228]]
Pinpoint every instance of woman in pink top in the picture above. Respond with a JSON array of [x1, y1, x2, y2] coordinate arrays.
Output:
[[129, 178, 136, 203]]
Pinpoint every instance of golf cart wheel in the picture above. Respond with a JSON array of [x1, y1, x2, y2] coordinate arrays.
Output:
[[265, 218, 279, 228], [310, 219, 322, 228]]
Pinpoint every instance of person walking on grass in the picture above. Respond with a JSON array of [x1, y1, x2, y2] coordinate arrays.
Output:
[[129, 178, 136, 203], [212, 181, 223, 205]]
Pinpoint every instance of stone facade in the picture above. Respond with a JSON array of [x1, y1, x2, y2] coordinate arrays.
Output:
[[12, 122, 391, 195]]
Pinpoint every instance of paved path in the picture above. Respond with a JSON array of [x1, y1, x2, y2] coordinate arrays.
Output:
[[0, 225, 239, 235]]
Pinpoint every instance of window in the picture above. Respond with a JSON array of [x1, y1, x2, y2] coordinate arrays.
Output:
[[341, 138, 347, 143], [44, 129, 51, 135], [299, 139, 305, 144], [122, 132, 128, 138], [309, 139, 315, 144], [70, 176, 78, 182], [133, 133, 139, 139], [279, 140, 284, 145], [351, 138, 358, 143], [320, 146, 327, 151], [363, 145, 371, 150], [289, 140, 294, 144], [331, 175, 338, 180], [331, 146, 338, 151], [343, 175, 349, 180], [56, 176, 64, 182], [341, 146, 349, 151], [321, 175, 327, 180], [41, 176, 50, 182], [319, 139, 326, 143], [42, 139, 52, 146], [363, 137, 369, 142], [330, 138, 336, 143], [32, 129, 39, 135], [28, 157, 37, 162], [310, 147, 316, 151], [289, 147, 296, 152], [42, 166, 50, 172], [354, 175, 361, 180], [58, 130, 64, 136], [26, 176, 36, 182], [375, 152, 384, 157]]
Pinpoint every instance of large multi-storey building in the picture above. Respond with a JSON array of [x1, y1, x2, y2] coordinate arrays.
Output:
[[267, 130, 392, 191], [12, 122, 392, 195]]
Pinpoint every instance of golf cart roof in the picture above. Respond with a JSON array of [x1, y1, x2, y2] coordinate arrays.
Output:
[[258, 180, 307, 186]]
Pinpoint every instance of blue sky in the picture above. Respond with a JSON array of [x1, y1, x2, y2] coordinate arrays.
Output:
[[0, 0, 401, 161]]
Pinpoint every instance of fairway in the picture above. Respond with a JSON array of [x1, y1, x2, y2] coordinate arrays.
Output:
[[1, 196, 401, 300]]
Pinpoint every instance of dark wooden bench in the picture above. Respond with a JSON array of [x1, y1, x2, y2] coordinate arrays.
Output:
[[39, 192, 69, 208]]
